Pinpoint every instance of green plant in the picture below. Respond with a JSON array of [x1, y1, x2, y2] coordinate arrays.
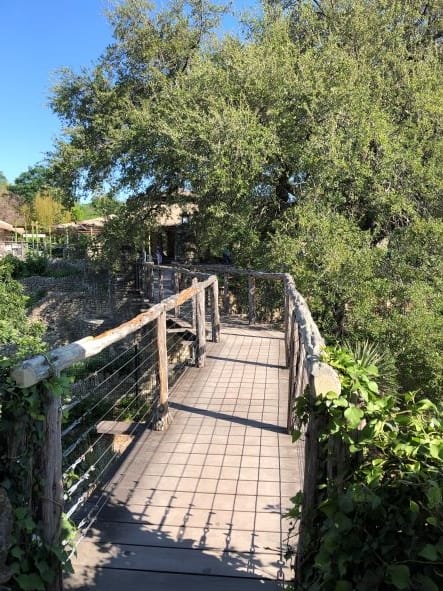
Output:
[[23, 253, 48, 276], [0, 372, 75, 590], [292, 346, 443, 591], [342, 339, 398, 394]]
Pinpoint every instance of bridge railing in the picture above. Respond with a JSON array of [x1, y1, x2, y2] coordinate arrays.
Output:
[[10, 265, 219, 590], [172, 263, 341, 573], [10, 262, 340, 588]]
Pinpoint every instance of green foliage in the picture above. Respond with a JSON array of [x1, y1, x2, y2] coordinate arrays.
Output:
[[0, 253, 49, 279], [9, 164, 57, 204], [0, 373, 75, 590], [49, 0, 443, 398], [292, 346, 443, 591], [267, 205, 443, 401], [0, 264, 45, 359], [0, 260, 75, 588]]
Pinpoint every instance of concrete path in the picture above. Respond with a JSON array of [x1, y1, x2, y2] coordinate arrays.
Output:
[[65, 322, 304, 590]]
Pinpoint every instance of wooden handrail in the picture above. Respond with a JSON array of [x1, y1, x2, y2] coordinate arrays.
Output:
[[12, 270, 217, 388]]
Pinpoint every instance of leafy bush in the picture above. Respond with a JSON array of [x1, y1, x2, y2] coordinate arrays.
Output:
[[0, 255, 26, 279], [292, 346, 443, 591], [267, 206, 443, 402], [23, 253, 48, 276]]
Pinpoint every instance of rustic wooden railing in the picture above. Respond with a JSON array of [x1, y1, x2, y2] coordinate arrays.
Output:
[[10, 262, 340, 589], [11, 265, 219, 591], [173, 263, 341, 577]]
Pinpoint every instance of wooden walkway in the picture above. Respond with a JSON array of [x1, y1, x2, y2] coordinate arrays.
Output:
[[65, 321, 304, 590]]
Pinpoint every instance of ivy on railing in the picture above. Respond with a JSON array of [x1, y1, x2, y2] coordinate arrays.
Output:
[[0, 372, 75, 591], [290, 346, 443, 591]]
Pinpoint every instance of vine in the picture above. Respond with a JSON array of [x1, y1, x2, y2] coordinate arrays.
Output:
[[291, 346, 443, 591], [0, 367, 76, 591]]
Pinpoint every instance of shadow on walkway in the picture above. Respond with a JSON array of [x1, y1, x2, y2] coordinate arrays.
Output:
[[169, 401, 287, 435]]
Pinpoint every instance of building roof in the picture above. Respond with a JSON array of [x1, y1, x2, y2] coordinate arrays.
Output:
[[0, 220, 24, 234]]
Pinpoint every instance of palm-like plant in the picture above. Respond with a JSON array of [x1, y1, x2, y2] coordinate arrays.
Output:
[[342, 339, 398, 394]]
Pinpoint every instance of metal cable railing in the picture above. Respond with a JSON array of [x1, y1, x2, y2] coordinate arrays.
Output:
[[10, 265, 220, 584], [10, 261, 339, 589]]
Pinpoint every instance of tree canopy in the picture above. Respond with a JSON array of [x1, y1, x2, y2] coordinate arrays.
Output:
[[50, 0, 443, 398]]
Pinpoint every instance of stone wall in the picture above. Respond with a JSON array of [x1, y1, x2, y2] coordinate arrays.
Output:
[[22, 266, 143, 348]]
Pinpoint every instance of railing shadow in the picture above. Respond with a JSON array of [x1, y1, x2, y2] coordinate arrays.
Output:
[[169, 401, 287, 435], [65, 482, 287, 590]]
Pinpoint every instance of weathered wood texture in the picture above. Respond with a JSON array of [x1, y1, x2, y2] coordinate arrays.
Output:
[[248, 275, 256, 325], [195, 287, 206, 367], [223, 274, 229, 315], [42, 387, 63, 591], [211, 280, 220, 343], [11, 272, 217, 388], [191, 277, 197, 330], [152, 311, 171, 431]]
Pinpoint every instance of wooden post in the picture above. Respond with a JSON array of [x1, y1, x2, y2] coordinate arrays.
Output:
[[287, 314, 299, 433], [174, 271, 180, 317], [158, 268, 164, 302], [211, 279, 220, 343], [296, 362, 341, 579], [284, 284, 291, 367], [153, 311, 171, 430], [192, 277, 197, 329], [148, 265, 154, 301], [223, 274, 229, 315], [42, 385, 63, 591], [248, 275, 256, 325], [196, 287, 206, 367]]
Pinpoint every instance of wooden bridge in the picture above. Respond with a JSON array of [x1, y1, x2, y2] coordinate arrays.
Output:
[[12, 265, 340, 591]]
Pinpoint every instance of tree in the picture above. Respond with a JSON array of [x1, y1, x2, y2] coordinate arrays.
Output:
[[50, 0, 443, 398], [33, 192, 71, 230], [9, 163, 62, 204]]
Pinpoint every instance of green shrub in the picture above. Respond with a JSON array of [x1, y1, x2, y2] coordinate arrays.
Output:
[[292, 346, 443, 591], [24, 253, 48, 276]]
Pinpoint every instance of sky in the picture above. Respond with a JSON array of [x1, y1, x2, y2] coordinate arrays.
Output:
[[0, 0, 254, 185]]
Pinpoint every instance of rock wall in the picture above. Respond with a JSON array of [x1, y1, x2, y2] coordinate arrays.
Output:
[[22, 269, 143, 348]]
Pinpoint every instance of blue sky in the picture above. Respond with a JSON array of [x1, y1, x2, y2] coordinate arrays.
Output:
[[0, 0, 254, 185], [0, 1, 115, 183]]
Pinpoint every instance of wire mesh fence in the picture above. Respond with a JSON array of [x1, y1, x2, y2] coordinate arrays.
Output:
[[60, 293, 198, 534]]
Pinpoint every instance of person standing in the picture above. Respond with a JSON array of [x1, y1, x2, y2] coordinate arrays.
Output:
[[155, 246, 163, 265]]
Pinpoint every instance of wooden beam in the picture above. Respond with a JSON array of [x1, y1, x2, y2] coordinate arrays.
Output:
[[191, 277, 197, 329], [158, 268, 164, 302], [11, 275, 218, 388], [42, 386, 63, 591], [148, 264, 154, 301], [196, 287, 206, 367], [248, 275, 256, 325], [153, 311, 171, 431], [211, 279, 220, 343], [223, 274, 229, 315], [174, 271, 180, 317]]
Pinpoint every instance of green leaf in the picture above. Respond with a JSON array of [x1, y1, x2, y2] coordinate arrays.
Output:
[[335, 582, 352, 591], [387, 565, 410, 590], [344, 406, 364, 428], [429, 443, 441, 459], [367, 380, 379, 393], [418, 544, 439, 561], [414, 574, 439, 591], [334, 397, 349, 408], [409, 500, 419, 513], [15, 573, 45, 591], [10, 545, 24, 559], [292, 429, 301, 442]]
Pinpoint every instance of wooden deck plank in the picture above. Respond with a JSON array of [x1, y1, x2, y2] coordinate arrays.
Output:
[[65, 322, 303, 590]]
